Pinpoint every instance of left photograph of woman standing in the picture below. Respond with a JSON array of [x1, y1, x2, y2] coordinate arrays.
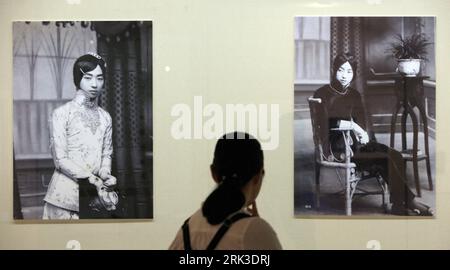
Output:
[[13, 21, 153, 220]]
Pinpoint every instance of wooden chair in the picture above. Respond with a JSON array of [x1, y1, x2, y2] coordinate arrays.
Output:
[[308, 97, 388, 215]]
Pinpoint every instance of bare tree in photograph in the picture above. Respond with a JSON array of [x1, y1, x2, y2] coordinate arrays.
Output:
[[41, 23, 77, 99], [20, 23, 42, 100]]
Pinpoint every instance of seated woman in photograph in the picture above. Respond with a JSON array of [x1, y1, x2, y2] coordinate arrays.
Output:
[[313, 53, 433, 216], [169, 132, 282, 250]]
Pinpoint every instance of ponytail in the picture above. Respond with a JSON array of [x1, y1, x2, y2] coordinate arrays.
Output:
[[202, 132, 263, 225], [202, 176, 246, 225]]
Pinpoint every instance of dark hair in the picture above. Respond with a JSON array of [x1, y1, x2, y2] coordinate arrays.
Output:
[[331, 53, 357, 83], [202, 132, 264, 225], [73, 53, 107, 89]]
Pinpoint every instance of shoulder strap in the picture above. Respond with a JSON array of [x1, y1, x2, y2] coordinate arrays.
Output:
[[182, 218, 192, 251], [206, 212, 251, 250]]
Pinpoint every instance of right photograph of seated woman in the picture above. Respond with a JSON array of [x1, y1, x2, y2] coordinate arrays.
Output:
[[311, 53, 433, 216]]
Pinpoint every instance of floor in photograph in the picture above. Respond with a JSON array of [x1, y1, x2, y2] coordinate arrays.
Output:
[[294, 118, 435, 216]]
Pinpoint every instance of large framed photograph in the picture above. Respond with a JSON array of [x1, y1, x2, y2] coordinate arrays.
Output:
[[294, 16, 435, 217], [13, 21, 153, 220]]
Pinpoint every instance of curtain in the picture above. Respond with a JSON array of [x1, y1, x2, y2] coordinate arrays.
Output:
[[96, 22, 153, 218]]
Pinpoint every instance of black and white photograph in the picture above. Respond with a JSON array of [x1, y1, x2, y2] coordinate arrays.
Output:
[[13, 21, 153, 219], [294, 17, 436, 216]]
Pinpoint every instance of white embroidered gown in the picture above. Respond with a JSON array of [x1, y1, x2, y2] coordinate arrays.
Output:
[[44, 91, 113, 212]]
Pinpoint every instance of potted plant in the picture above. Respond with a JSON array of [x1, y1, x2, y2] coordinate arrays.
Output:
[[388, 33, 432, 77]]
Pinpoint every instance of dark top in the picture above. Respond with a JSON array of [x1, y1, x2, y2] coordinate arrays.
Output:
[[313, 83, 367, 160]]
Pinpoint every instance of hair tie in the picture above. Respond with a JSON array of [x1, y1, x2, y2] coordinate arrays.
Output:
[[221, 173, 240, 185]]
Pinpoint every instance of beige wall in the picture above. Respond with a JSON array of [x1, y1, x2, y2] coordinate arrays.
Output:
[[1, 0, 450, 249]]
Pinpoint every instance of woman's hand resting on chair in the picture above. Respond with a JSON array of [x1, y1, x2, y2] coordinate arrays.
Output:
[[339, 120, 369, 144]]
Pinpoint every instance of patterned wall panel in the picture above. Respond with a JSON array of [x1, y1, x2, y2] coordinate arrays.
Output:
[[97, 22, 152, 218]]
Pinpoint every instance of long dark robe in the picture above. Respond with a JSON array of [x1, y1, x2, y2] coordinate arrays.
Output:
[[313, 82, 415, 205]]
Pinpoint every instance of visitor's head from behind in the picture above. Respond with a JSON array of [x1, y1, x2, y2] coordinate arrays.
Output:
[[73, 53, 107, 99], [202, 132, 264, 225]]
